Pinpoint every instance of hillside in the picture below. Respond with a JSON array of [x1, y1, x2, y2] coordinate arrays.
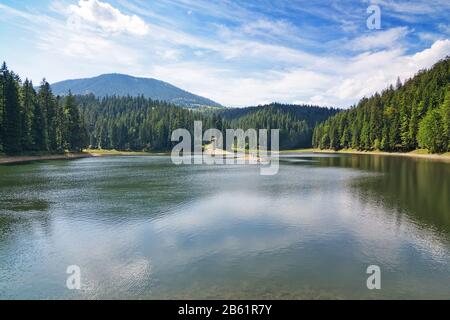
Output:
[[220, 103, 338, 149], [51, 73, 223, 109], [76, 95, 221, 151], [313, 57, 450, 153], [76, 95, 338, 151]]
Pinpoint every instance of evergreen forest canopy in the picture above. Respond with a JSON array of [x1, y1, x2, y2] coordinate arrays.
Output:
[[313, 57, 450, 153], [77, 94, 222, 151], [1, 57, 449, 155], [0, 61, 337, 154], [77, 96, 335, 151], [221, 103, 338, 149], [0, 63, 88, 155]]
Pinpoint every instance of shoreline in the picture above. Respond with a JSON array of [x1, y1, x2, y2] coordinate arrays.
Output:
[[0, 153, 93, 165], [2, 148, 450, 165], [0, 149, 166, 165], [282, 148, 450, 163]]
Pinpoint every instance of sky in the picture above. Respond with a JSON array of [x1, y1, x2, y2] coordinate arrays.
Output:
[[0, 0, 449, 108]]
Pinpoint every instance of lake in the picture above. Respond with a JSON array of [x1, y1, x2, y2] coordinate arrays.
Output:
[[0, 153, 449, 299]]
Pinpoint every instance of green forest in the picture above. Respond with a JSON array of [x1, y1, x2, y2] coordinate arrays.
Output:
[[0, 63, 88, 155], [77, 94, 223, 151], [313, 57, 450, 153], [77, 97, 334, 151], [1, 57, 449, 155], [222, 104, 337, 149]]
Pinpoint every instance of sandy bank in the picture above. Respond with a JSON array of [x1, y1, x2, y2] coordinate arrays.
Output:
[[282, 148, 450, 163]]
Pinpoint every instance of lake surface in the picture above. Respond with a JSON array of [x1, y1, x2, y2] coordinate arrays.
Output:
[[0, 153, 449, 299]]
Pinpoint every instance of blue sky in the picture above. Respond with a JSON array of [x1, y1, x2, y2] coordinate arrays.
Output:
[[0, 0, 449, 107]]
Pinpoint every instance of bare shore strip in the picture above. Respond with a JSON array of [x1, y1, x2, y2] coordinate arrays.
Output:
[[282, 148, 450, 163], [0, 149, 162, 165], [2, 148, 450, 165], [0, 153, 93, 165]]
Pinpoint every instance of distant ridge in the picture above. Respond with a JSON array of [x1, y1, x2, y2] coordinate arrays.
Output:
[[51, 73, 223, 109]]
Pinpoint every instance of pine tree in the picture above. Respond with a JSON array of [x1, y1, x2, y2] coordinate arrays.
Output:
[[418, 108, 445, 154], [21, 79, 35, 151], [0, 62, 6, 152], [408, 105, 419, 150], [31, 97, 47, 151], [440, 87, 450, 151], [63, 92, 87, 152], [55, 96, 65, 152], [3, 70, 22, 154], [395, 77, 402, 90], [38, 80, 56, 151]]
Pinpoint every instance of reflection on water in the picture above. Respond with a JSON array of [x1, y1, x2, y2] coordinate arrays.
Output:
[[0, 154, 449, 299], [313, 154, 450, 234], [0, 199, 50, 212]]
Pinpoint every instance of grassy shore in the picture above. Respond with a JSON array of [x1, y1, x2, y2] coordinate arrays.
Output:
[[0, 149, 168, 165], [0, 152, 92, 165], [84, 149, 166, 156], [281, 148, 450, 162], [3, 148, 450, 165]]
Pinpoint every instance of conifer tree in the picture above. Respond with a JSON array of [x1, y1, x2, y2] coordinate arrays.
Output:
[[38, 80, 56, 151], [0, 62, 6, 152], [3, 69, 22, 154], [63, 92, 87, 152], [21, 79, 35, 151]]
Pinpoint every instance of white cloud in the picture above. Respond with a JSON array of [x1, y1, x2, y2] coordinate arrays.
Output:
[[38, 29, 142, 67], [241, 19, 296, 38], [1, 2, 449, 108], [346, 27, 410, 51], [159, 49, 182, 61], [0, 2, 144, 81], [418, 32, 445, 43], [69, 0, 149, 36], [340, 20, 359, 33], [148, 40, 450, 107], [438, 23, 450, 34], [410, 39, 450, 66]]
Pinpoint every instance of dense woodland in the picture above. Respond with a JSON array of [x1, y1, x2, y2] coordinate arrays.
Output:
[[77, 94, 223, 151], [313, 57, 450, 153], [77, 97, 334, 151], [2, 57, 449, 155], [0, 63, 88, 155], [222, 104, 337, 149]]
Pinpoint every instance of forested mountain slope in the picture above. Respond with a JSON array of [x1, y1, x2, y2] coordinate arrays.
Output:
[[77, 95, 223, 151], [221, 104, 338, 149], [78, 97, 337, 151], [52, 74, 223, 109], [313, 57, 450, 153]]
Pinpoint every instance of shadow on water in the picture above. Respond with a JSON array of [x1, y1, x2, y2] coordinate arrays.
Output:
[[0, 198, 50, 212], [287, 153, 450, 235]]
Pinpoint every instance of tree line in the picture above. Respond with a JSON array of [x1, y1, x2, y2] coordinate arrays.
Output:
[[313, 57, 450, 153], [3, 57, 448, 156], [222, 103, 338, 149], [77, 97, 338, 152], [0, 63, 88, 155], [77, 94, 224, 151]]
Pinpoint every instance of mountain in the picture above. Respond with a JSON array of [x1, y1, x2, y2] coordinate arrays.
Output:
[[51, 73, 223, 109]]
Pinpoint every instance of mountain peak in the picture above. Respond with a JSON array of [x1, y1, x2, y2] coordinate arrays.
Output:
[[51, 74, 223, 109]]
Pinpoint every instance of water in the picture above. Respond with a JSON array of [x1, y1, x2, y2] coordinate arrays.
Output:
[[0, 154, 449, 299]]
